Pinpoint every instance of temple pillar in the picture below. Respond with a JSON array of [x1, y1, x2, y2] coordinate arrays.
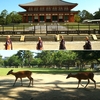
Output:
[[63, 15, 64, 22], [44, 14, 46, 22], [32, 14, 34, 22], [69, 14, 74, 22], [51, 14, 52, 22], [26, 14, 28, 23]]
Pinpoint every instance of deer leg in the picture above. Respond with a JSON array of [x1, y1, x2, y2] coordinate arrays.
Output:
[[77, 79, 81, 88], [84, 79, 90, 88], [28, 77, 31, 86], [80, 83, 84, 87], [30, 77, 33, 86], [91, 78, 96, 89], [13, 77, 18, 86], [20, 78, 23, 86]]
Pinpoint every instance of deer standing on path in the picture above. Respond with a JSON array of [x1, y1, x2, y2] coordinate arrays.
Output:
[[66, 72, 96, 89], [7, 69, 33, 86]]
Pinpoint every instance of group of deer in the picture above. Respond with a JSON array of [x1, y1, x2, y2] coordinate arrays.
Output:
[[7, 70, 96, 89]]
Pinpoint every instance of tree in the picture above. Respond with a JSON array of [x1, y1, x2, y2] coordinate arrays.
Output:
[[4, 58, 9, 67], [0, 9, 22, 25], [53, 51, 77, 68], [15, 50, 33, 67], [7, 55, 20, 68], [35, 51, 54, 67], [6, 14, 12, 24], [30, 58, 43, 67], [9, 11, 22, 23], [94, 8, 100, 19], [0, 55, 4, 67], [0, 9, 8, 18], [35, 51, 77, 68], [15, 50, 25, 67], [79, 10, 93, 21], [23, 50, 33, 67], [0, 9, 8, 25], [74, 14, 81, 22], [74, 51, 100, 70]]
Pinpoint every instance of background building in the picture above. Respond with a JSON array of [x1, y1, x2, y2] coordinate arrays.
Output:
[[19, 0, 78, 23]]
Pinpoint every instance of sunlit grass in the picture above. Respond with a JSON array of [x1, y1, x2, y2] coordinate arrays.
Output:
[[0, 67, 94, 76], [0, 22, 99, 31]]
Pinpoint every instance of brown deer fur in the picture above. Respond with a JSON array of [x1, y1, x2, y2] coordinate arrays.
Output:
[[7, 69, 33, 86], [66, 72, 96, 89]]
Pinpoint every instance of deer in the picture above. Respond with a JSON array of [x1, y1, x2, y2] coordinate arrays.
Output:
[[7, 69, 33, 87], [66, 72, 96, 89]]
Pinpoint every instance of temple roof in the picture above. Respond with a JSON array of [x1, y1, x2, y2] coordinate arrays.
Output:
[[19, 0, 78, 7]]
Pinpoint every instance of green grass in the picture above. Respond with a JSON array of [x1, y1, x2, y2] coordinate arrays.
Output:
[[0, 67, 94, 76], [0, 68, 27, 76], [0, 22, 100, 31], [63, 23, 99, 30], [0, 23, 33, 31]]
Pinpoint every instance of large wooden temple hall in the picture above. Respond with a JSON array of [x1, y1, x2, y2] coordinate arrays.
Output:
[[19, 0, 78, 23]]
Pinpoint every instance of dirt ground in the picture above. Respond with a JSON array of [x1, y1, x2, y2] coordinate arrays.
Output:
[[0, 73, 100, 100], [0, 41, 100, 50]]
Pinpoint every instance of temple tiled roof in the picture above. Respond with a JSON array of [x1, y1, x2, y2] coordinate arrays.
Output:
[[19, 0, 78, 7]]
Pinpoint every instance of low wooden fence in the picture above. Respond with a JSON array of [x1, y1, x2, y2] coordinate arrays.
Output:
[[47, 29, 100, 35], [0, 23, 100, 35], [0, 30, 35, 35]]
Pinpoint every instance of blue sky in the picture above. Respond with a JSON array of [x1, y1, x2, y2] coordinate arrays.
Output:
[[0, 0, 100, 14], [0, 50, 18, 58], [0, 50, 40, 58]]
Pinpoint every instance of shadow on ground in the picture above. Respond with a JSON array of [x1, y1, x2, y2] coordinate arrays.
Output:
[[0, 77, 100, 100]]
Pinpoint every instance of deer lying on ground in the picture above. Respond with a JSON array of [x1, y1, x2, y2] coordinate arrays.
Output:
[[66, 72, 96, 89], [7, 69, 33, 87]]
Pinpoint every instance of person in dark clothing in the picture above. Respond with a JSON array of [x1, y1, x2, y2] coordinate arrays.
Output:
[[59, 35, 66, 50], [4, 35, 13, 50], [36, 37, 43, 50], [83, 36, 92, 50]]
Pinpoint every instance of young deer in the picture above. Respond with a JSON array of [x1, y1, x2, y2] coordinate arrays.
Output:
[[7, 69, 33, 87], [66, 72, 96, 89]]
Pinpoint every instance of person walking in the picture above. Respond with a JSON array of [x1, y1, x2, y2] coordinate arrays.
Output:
[[36, 37, 43, 50], [4, 35, 13, 50], [59, 35, 66, 50], [83, 36, 92, 50]]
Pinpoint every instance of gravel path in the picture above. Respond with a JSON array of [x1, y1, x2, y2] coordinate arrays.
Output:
[[0, 73, 100, 100]]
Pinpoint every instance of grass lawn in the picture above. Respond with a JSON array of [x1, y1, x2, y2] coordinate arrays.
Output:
[[0, 67, 93, 76], [0, 22, 100, 31], [63, 23, 100, 30]]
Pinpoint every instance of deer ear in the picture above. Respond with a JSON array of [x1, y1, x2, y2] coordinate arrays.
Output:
[[11, 69, 13, 72]]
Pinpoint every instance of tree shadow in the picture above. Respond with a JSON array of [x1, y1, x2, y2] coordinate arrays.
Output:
[[17, 86, 100, 100], [0, 76, 100, 100]]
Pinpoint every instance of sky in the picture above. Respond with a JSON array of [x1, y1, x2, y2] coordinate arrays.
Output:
[[0, 0, 100, 14], [0, 50, 18, 58], [0, 50, 41, 58]]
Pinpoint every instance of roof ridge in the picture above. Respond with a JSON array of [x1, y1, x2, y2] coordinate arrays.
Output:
[[19, 0, 78, 7]]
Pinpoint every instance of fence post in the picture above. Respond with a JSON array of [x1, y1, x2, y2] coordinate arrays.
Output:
[[46, 24, 47, 36], [57, 23, 58, 34], [88, 23, 90, 34], [67, 24, 69, 35], [34, 25, 35, 35], [99, 22, 100, 34], [23, 25, 25, 34], [2, 25, 4, 35], [13, 24, 14, 35], [78, 22, 79, 34]]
